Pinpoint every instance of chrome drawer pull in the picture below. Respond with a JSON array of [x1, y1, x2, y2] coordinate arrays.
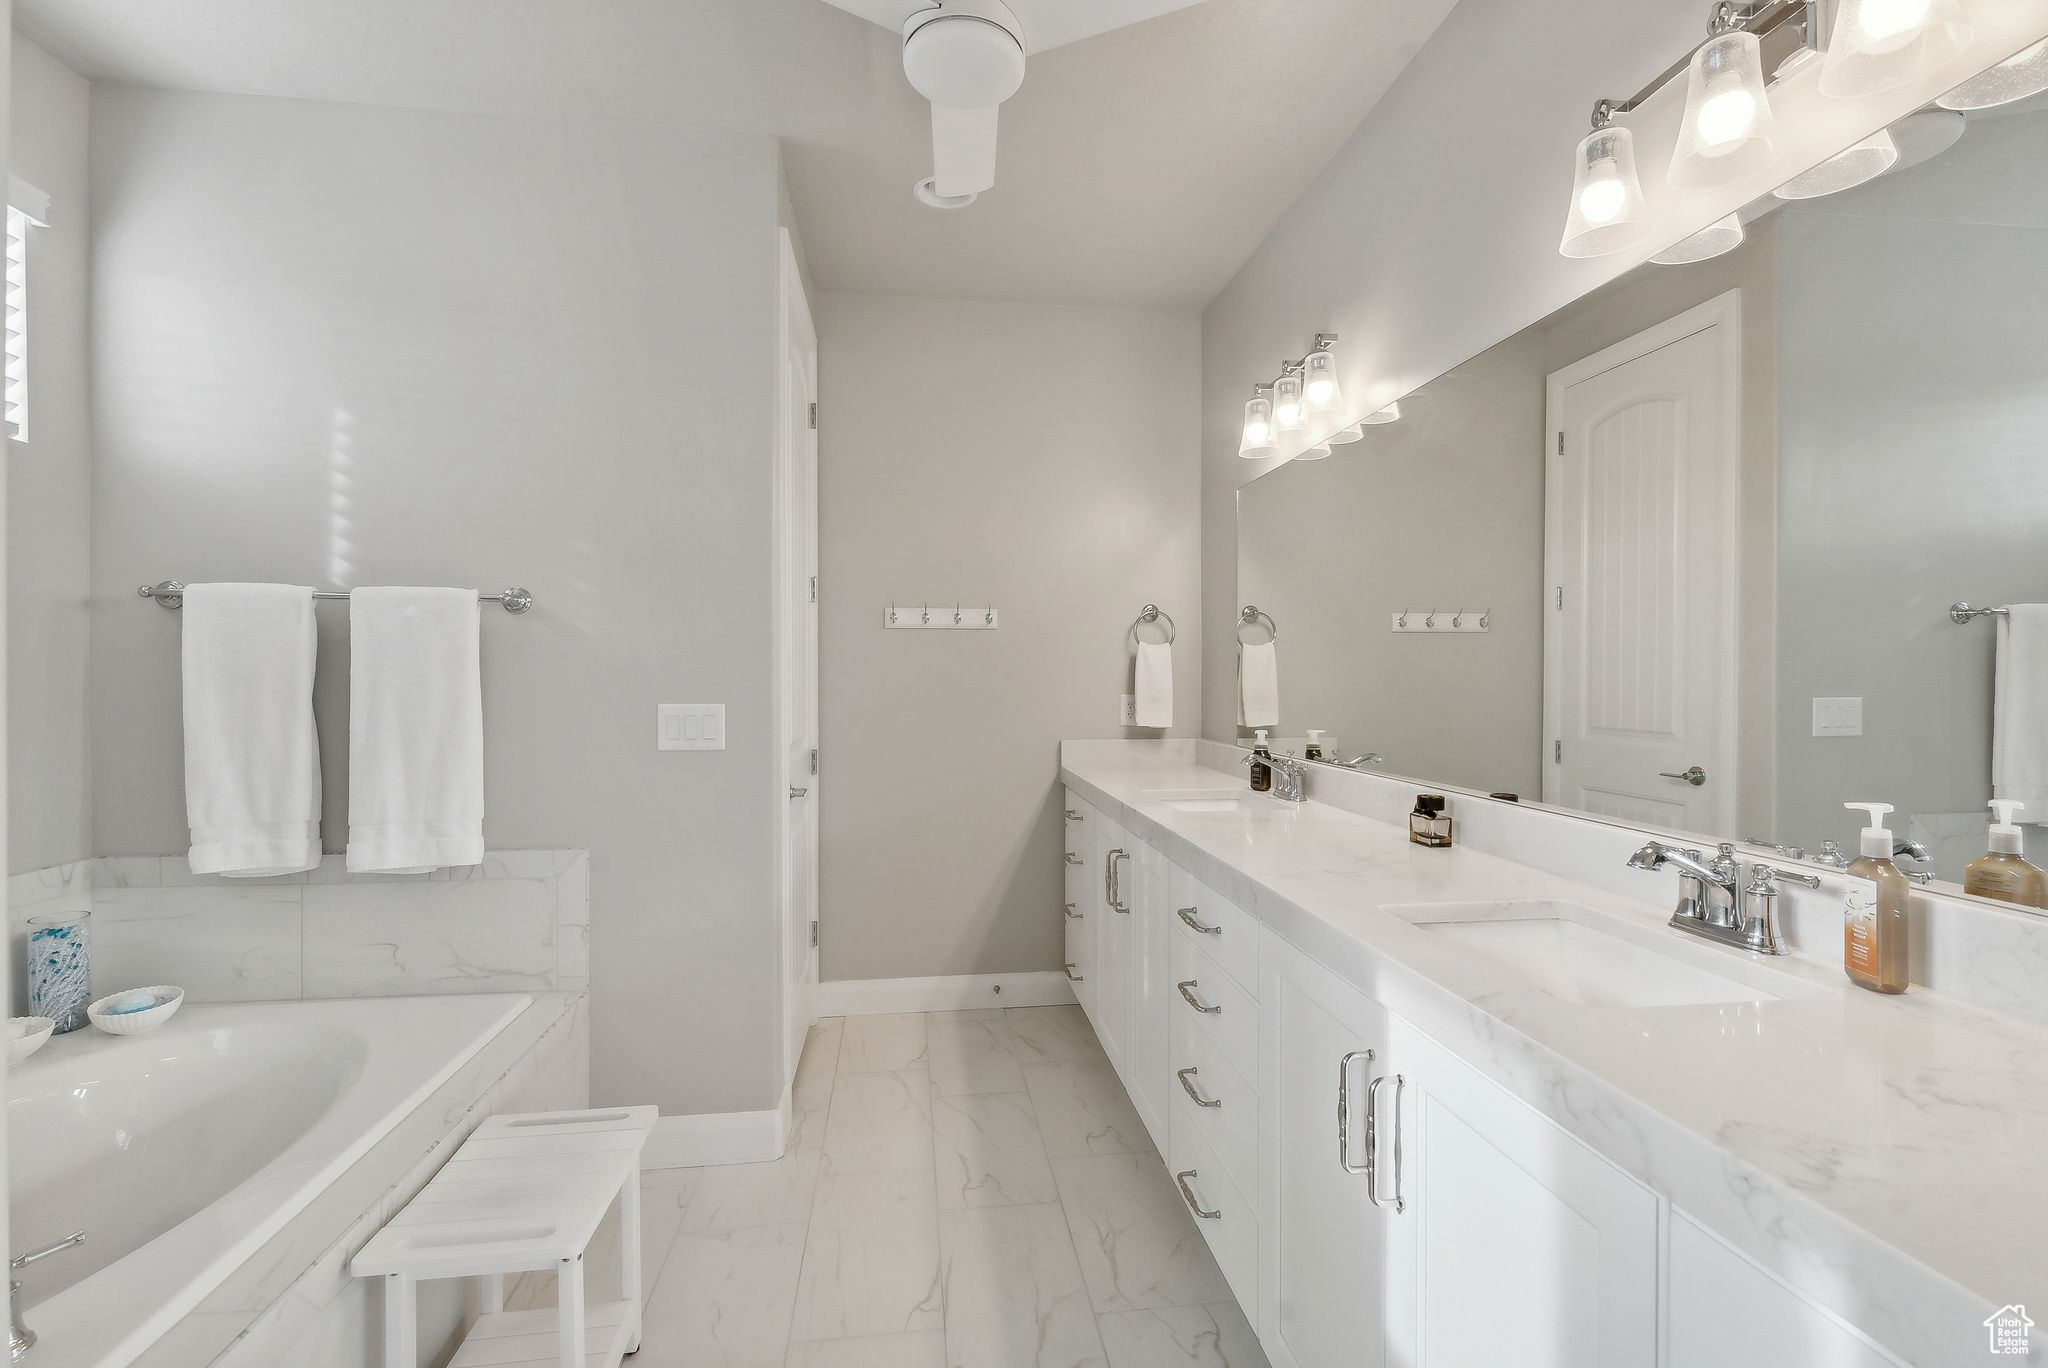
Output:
[[1064, 852, 1082, 866], [1364, 1073, 1407, 1213], [1177, 1067, 1221, 1108], [1106, 849, 1129, 912], [1064, 809, 1083, 821], [1176, 906, 1221, 935], [1063, 963, 1084, 983], [1174, 1169, 1221, 1220], [1063, 903, 1083, 920], [1337, 1049, 1373, 1176], [1176, 980, 1221, 1015]]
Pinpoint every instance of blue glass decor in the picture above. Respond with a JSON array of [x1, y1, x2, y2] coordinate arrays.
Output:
[[27, 910, 91, 1033]]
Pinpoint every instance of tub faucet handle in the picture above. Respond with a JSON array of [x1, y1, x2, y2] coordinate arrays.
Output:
[[10, 1233, 83, 1361], [11, 1235, 84, 1272]]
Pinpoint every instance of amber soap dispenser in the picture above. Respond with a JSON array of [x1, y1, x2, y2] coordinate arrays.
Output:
[[1842, 802, 1909, 994]]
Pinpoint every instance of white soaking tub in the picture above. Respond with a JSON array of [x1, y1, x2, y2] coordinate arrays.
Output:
[[8, 993, 532, 1368]]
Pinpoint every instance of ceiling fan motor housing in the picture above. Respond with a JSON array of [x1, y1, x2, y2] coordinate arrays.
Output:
[[902, 1, 1026, 108]]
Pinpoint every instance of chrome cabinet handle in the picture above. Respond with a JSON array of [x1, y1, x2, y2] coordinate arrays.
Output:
[[1107, 849, 1129, 912], [1337, 1049, 1373, 1176], [1064, 808, 1083, 821], [1176, 906, 1220, 936], [1659, 765, 1708, 787], [1063, 902, 1082, 920], [1063, 963, 1084, 982], [1064, 852, 1082, 866], [1174, 1169, 1221, 1220], [1177, 1067, 1221, 1108], [788, 786, 808, 798], [1364, 1073, 1407, 1213], [1176, 980, 1221, 1014]]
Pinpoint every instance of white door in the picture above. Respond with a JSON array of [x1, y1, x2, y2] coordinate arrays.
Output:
[[1544, 291, 1740, 832], [776, 230, 820, 1086], [1258, 930, 1391, 1368], [1384, 1015, 1658, 1368], [1094, 815, 1131, 1072]]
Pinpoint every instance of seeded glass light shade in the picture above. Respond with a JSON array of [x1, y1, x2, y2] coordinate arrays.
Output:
[[1238, 391, 1277, 459], [1326, 423, 1365, 444], [1360, 402, 1401, 425], [1294, 442, 1332, 462], [1821, 0, 1971, 99], [1273, 373, 1305, 432], [1559, 126, 1651, 258], [1670, 32, 1780, 189], [1939, 37, 2048, 110], [1774, 129, 1899, 199], [1302, 349, 1343, 416], [1651, 213, 1745, 265]]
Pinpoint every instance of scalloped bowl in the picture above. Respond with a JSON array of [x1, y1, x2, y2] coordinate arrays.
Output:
[[87, 986, 185, 1036], [8, 1016, 55, 1063]]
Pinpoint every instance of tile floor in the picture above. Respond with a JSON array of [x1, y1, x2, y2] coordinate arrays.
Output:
[[508, 1007, 1269, 1367]]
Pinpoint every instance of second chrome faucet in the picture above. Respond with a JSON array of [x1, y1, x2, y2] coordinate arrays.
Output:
[[1628, 840, 1821, 955]]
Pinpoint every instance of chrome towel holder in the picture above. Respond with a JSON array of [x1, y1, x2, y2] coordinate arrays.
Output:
[[138, 581, 535, 613], [1131, 604, 1176, 645], [1236, 605, 1277, 645], [1950, 601, 2010, 625]]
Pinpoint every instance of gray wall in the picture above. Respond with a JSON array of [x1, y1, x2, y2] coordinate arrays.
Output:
[[7, 34, 89, 873], [84, 85, 788, 1115], [815, 292, 1199, 981]]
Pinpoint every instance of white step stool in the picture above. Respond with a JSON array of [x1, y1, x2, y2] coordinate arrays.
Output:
[[352, 1106, 659, 1368]]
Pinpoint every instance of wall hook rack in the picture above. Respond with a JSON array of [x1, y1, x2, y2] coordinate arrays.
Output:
[[885, 601, 998, 630], [1391, 608, 1489, 634]]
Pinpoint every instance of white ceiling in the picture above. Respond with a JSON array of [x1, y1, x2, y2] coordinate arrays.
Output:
[[13, 0, 1459, 308]]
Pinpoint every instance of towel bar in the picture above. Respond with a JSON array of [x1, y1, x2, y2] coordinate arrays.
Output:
[[138, 581, 533, 613]]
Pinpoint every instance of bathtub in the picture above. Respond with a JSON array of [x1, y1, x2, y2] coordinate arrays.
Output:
[[9, 993, 533, 1368]]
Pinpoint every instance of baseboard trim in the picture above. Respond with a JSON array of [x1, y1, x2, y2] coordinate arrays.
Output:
[[817, 971, 1078, 1016], [643, 1086, 793, 1168]]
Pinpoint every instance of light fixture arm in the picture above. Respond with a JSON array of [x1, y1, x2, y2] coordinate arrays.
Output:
[[1588, 0, 1816, 129], [1256, 333, 1339, 394]]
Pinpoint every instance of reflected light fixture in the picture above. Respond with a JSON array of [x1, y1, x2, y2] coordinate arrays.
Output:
[[1670, 29, 1780, 188], [1773, 128, 1899, 199], [1938, 36, 2048, 110], [1560, 123, 1651, 257], [1238, 384, 1277, 460], [1273, 369, 1305, 433], [1294, 442, 1332, 462], [1301, 336, 1343, 416], [1326, 423, 1366, 444], [1650, 212, 1745, 264], [1820, 0, 1972, 99], [1360, 402, 1401, 425]]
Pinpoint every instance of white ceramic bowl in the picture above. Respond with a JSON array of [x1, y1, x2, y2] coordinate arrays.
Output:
[[7, 1016, 55, 1063], [87, 986, 185, 1035]]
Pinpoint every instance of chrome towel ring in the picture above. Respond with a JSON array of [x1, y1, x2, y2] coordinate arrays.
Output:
[[1131, 604, 1176, 645], [1236, 605, 1277, 645]]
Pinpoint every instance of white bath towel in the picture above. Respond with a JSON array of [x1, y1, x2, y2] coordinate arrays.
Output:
[[346, 587, 485, 873], [1134, 641, 1173, 728], [1238, 640, 1279, 729], [182, 583, 322, 877], [1994, 604, 2048, 818]]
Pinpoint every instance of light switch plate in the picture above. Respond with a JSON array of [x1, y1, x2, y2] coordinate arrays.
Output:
[[659, 703, 725, 751], [1812, 696, 1863, 738]]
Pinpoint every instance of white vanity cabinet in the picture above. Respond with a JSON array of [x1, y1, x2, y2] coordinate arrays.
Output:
[[1126, 839, 1174, 1150], [1061, 794, 1096, 1013], [1092, 811, 1134, 1073], [1664, 1215, 1906, 1368]]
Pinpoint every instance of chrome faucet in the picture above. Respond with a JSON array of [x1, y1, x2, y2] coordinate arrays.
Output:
[[1244, 750, 1308, 802], [1338, 753, 1385, 770], [11, 1232, 84, 1360], [1629, 842, 1820, 955]]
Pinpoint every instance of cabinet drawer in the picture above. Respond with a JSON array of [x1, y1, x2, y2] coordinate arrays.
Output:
[[1169, 1106, 1257, 1312], [1168, 864, 1257, 997], [1169, 933, 1258, 1083], [1169, 1008, 1258, 1200]]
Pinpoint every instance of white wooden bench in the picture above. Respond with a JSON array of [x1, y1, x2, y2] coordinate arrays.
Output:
[[352, 1105, 659, 1368]]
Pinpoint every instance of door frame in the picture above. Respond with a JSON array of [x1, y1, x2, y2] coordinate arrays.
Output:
[[772, 228, 819, 1089], [1541, 289, 1743, 833]]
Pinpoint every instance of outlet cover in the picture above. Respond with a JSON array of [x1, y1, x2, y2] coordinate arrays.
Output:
[[1120, 694, 1138, 726], [1812, 696, 1863, 738]]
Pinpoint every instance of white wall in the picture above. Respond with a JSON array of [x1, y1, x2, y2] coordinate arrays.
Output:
[[815, 292, 1200, 981], [6, 33, 88, 873], [84, 85, 791, 1115]]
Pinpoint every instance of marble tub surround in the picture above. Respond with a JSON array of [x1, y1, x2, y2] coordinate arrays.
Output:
[[1062, 741, 2048, 1368], [7, 849, 589, 1005]]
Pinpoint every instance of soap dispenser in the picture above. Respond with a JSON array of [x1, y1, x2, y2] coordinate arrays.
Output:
[[1842, 802, 1910, 994], [1304, 729, 1327, 762], [1964, 801, 2048, 909], [1248, 730, 1273, 793]]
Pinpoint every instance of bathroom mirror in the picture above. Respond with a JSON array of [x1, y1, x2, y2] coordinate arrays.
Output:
[[1232, 93, 2048, 907]]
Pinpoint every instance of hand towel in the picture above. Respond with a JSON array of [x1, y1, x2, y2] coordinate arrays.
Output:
[[182, 583, 322, 877], [1134, 641, 1173, 728], [1994, 604, 2048, 817], [1239, 641, 1279, 729], [346, 587, 485, 873]]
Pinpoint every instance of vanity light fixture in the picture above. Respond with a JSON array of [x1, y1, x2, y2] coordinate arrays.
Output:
[[1294, 442, 1332, 462], [1560, 124, 1652, 257], [1238, 384, 1278, 459], [1301, 336, 1343, 416], [1670, 28, 1781, 188], [1938, 36, 2048, 110], [1773, 127, 1899, 198], [1273, 367, 1306, 432], [1326, 423, 1366, 444], [1360, 402, 1401, 425], [1819, 0, 1972, 99], [1650, 212, 1746, 263]]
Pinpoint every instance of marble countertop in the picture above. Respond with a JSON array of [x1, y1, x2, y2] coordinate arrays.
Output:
[[1061, 745, 2047, 1367]]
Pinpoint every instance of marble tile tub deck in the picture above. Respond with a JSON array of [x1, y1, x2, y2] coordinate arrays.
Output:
[[508, 1010, 1269, 1368]]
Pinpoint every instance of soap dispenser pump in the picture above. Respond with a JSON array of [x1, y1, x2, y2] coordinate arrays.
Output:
[[1964, 801, 2048, 909], [1842, 802, 1910, 994], [1248, 730, 1273, 794]]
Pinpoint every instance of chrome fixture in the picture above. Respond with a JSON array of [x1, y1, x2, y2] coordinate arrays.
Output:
[[1244, 750, 1308, 802], [1813, 839, 1850, 869], [1630, 841, 1821, 954], [11, 1232, 84, 1360], [1745, 836, 1808, 860], [1660, 765, 1709, 787], [1130, 603, 1177, 644], [1176, 979, 1222, 1015], [1238, 334, 1364, 456], [1340, 752, 1386, 770], [1236, 605, 1278, 645], [1177, 1066, 1222, 1108], [1740, 864, 1823, 954], [140, 581, 533, 613], [1950, 601, 2010, 624], [1174, 1169, 1222, 1221], [1105, 847, 1130, 914]]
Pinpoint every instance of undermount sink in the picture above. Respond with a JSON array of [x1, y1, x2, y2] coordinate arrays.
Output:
[[1142, 787, 1246, 814], [1388, 899, 1809, 1009]]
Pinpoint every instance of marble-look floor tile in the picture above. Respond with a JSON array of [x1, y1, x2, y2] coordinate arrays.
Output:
[[1053, 1154, 1232, 1313], [639, 1222, 807, 1368], [1008, 1006, 1107, 1066], [928, 1013, 1027, 1095], [784, 1331, 947, 1368], [1024, 1059, 1154, 1158], [1096, 1304, 1270, 1367], [682, 1151, 822, 1231], [940, 1202, 1107, 1368], [790, 1167, 943, 1341], [932, 1091, 1058, 1209], [822, 1071, 933, 1174], [838, 1013, 928, 1073]]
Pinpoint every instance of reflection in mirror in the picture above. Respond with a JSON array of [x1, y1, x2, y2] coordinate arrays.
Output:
[[1233, 92, 2048, 906]]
